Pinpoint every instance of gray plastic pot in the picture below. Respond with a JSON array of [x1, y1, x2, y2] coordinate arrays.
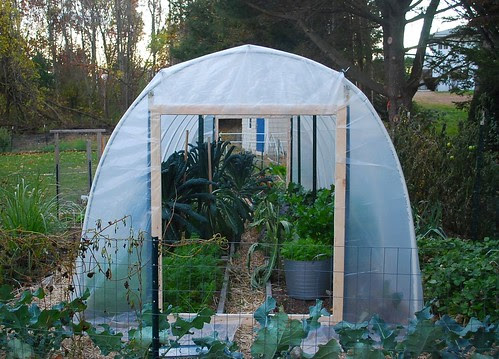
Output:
[[283, 257, 333, 300]]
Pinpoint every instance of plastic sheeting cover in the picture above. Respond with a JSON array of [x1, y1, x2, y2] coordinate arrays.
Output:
[[76, 44, 422, 324]]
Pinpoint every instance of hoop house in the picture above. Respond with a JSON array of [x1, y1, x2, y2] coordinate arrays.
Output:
[[76, 45, 423, 325]]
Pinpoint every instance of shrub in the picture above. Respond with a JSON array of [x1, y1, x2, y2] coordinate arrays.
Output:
[[0, 178, 58, 233], [418, 236, 499, 322], [393, 106, 497, 238], [0, 127, 10, 152], [162, 241, 224, 312]]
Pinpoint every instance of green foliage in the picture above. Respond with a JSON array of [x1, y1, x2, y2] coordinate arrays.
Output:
[[0, 1, 42, 129], [161, 151, 214, 242], [193, 332, 242, 358], [162, 241, 224, 312], [0, 285, 92, 358], [250, 297, 331, 359], [247, 200, 291, 288], [0, 127, 10, 152], [89, 303, 241, 358], [0, 178, 58, 233], [393, 106, 497, 238], [281, 238, 332, 262], [418, 236, 499, 322], [278, 184, 335, 244], [249, 297, 498, 358], [161, 140, 269, 242], [268, 164, 286, 178]]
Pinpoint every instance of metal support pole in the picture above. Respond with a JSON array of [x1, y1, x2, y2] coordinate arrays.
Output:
[[54, 133, 60, 216], [86, 140, 92, 192], [297, 116, 301, 185], [312, 115, 317, 196], [198, 115, 204, 144], [151, 235, 160, 358], [471, 110, 486, 240], [289, 117, 293, 182]]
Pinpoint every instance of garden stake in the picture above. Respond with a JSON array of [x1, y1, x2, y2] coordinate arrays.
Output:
[[54, 132, 60, 217], [198, 115, 204, 144], [297, 115, 301, 185], [207, 137, 213, 193], [313, 114, 317, 197]]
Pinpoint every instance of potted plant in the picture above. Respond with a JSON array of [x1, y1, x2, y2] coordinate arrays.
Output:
[[281, 237, 333, 300]]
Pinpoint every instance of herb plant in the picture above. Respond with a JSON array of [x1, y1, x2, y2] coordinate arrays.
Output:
[[162, 241, 224, 312], [281, 238, 332, 261]]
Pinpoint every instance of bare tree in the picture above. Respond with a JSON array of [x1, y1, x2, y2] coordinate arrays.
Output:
[[246, 0, 457, 122]]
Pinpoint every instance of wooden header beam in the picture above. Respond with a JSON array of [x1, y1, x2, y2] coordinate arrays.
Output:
[[148, 104, 337, 116]]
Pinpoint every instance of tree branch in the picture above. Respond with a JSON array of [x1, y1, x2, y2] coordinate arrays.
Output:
[[407, 0, 440, 91], [245, 1, 386, 95], [295, 19, 386, 95], [406, 3, 458, 23]]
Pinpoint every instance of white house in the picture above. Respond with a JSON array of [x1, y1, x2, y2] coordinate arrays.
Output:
[[422, 28, 475, 92]]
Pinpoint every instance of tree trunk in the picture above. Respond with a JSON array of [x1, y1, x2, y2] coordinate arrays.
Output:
[[380, 2, 412, 122]]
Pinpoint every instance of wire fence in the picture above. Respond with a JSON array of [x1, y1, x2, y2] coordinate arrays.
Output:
[[2, 230, 496, 358]]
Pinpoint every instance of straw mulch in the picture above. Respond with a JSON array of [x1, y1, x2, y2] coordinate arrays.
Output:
[[225, 226, 267, 358]]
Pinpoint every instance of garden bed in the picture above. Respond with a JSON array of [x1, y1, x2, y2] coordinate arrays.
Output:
[[270, 266, 334, 315]]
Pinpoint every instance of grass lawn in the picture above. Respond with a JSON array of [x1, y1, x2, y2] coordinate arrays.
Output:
[[0, 150, 98, 204], [414, 91, 470, 136]]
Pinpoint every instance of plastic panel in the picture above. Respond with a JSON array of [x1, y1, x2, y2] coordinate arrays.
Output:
[[77, 45, 422, 324]]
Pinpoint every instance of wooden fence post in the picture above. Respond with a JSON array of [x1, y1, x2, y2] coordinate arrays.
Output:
[[333, 106, 347, 323]]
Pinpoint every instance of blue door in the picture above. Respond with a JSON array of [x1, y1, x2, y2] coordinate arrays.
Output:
[[256, 118, 265, 152]]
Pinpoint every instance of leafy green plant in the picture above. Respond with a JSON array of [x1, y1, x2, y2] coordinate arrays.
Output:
[[0, 285, 92, 358], [250, 297, 335, 359], [268, 164, 286, 178], [418, 236, 498, 322], [288, 187, 335, 245], [413, 200, 446, 240], [247, 200, 290, 288], [281, 238, 332, 262], [161, 140, 270, 243], [0, 178, 58, 233], [89, 302, 242, 358], [250, 297, 498, 359], [161, 151, 213, 242], [162, 241, 224, 312]]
